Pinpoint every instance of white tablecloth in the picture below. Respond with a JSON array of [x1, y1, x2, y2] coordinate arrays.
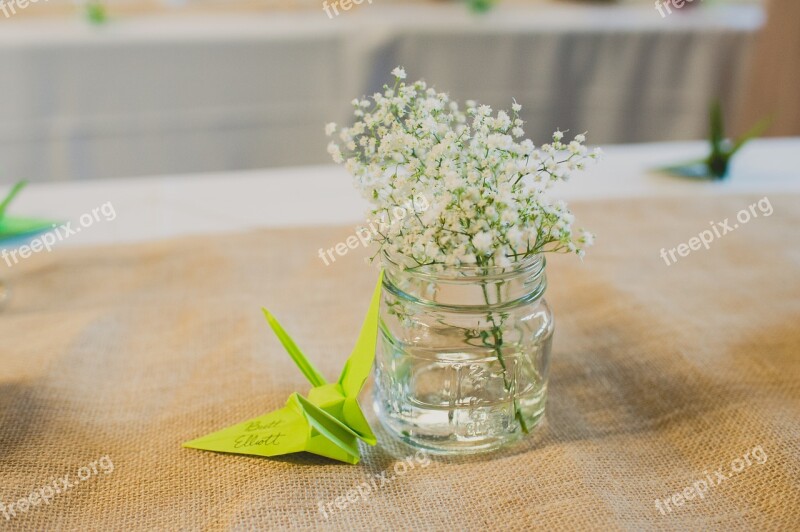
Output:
[[0, 4, 764, 182], [4, 138, 797, 249]]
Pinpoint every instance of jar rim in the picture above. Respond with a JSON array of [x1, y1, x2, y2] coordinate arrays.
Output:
[[380, 250, 545, 283]]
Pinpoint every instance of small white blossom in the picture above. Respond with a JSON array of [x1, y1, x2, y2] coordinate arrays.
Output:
[[325, 122, 337, 136], [391, 66, 407, 79], [568, 141, 583, 154], [327, 142, 343, 163], [472, 232, 494, 254]]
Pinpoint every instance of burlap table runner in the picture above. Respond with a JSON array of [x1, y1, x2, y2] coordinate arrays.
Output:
[[0, 193, 798, 531]]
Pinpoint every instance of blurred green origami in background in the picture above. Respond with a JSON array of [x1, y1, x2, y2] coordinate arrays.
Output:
[[662, 102, 772, 180], [0, 181, 58, 243]]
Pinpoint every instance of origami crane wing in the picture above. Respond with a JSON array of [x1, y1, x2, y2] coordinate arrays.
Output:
[[335, 270, 384, 445], [295, 394, 362, 464], [339, 270, 384, 399]]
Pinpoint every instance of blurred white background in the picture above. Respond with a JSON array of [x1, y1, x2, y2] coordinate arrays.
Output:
[[0, 0, 796, 183]]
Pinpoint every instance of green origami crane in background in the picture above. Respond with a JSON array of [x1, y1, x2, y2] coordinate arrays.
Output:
[[184, 271, 384, 464], [0, 182, 26, 220], [660, 101, 772, 180], [85, 1, 107, 25], [0, 181, 58, 243]]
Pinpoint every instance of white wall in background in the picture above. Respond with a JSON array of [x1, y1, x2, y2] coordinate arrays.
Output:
[[0, 3, 763, 182]]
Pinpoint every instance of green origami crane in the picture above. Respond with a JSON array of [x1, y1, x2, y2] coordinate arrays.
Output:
[[660, 101, 772, 180], [0, 181, 58, 243], [183, 272, 384, 464]]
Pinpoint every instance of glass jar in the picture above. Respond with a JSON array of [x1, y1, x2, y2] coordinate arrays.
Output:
[[374, 253, 554, 454]]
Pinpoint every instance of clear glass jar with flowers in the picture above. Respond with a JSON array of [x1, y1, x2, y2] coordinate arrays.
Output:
[[326, 68, 600, 454]]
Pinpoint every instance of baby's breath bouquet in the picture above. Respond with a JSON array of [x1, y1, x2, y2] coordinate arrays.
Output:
[[326, 67, 599, 271], [326, 68, 599, 450]]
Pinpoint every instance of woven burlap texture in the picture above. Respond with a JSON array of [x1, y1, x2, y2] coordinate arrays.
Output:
[[0, 194, 798, 531]]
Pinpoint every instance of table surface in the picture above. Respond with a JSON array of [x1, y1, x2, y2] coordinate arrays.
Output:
[[1, 138, 798, 530], [0, 190, 797, 530], [4, 138, 798, 249]]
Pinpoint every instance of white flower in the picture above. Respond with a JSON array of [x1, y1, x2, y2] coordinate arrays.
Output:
[[512, 101, 522, 112], [579, 230, 595, 246], [506, 226, 525, 248], [327, 142, 343, 163], [496, 111, 511, 129], [496, 255, 512, 269], [325, 122, 337, 136], [568, 141, 583, 154], [391, 66, 407, 79], [472, 231, 494, 254], [501, 209, 519, 226]]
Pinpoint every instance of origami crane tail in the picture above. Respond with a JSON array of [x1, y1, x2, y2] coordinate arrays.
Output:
[[262, 309, 327, 388], [338, 270, 385, 398]]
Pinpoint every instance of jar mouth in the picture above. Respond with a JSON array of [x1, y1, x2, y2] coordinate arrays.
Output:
[[380, 251, 547, 312], [381, 251, 545, 283]]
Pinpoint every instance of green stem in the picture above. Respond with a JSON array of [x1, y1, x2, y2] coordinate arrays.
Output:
[[480, 281, 529, 434]]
